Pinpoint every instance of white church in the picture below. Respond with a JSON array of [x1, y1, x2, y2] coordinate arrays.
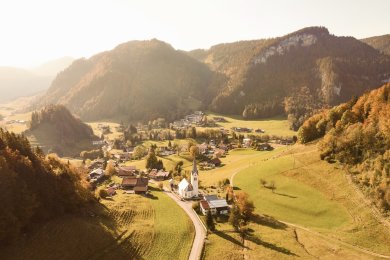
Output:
[[178, 159, 199, 199]]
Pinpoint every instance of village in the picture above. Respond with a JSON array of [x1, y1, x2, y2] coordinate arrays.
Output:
[[82, 111, 296, 219]]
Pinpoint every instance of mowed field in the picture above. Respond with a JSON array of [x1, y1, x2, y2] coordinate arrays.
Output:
[[1, 185, 194, 260], [205, 143, 390, 259], [202, 112, 296, 137]]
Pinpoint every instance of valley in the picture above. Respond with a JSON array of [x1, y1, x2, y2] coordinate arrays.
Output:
[[0, 20, 389, 260]]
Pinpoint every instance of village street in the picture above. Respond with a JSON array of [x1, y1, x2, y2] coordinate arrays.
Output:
[[163, 189, 207, 260]]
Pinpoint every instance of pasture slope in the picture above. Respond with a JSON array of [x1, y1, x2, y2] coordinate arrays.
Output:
[[203, 144, 390, 259], [1, 185, 194, 260]]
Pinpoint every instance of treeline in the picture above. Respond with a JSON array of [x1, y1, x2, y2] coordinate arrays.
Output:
[[29, 104, 96, 140], [298, 84, 390, 210], [0, 129, 94, 244], [242, 101, 284, 120]]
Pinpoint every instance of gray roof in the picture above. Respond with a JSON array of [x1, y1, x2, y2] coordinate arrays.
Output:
[[209, 199, 229, 208], [204, 195, 218, 202]]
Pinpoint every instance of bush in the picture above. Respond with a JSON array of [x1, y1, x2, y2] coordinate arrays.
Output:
[[192, 201, 200, 213], [98, 188, 108, 199]]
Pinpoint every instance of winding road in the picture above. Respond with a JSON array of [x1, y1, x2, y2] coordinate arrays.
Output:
[[164, 189, 207, 260]]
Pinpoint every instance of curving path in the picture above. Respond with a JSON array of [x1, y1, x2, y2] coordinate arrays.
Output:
[[163, 189, 207, 260]]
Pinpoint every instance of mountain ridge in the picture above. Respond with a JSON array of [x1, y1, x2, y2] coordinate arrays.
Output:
[[36, 27, 390, 125]]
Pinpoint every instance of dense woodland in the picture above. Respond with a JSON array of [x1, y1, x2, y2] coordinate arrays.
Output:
[[0, 129, 94, 245], [298, 84, 390, 210], [27, 105, 98, 156], [34, 27, 390, 129]]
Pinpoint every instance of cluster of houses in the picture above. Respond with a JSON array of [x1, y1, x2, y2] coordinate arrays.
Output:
[[231, 126, 253, 133], [172, 111, 204, 129]]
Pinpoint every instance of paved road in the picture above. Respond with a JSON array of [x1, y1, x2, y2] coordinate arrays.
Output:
[[164, 189, 207, 260]]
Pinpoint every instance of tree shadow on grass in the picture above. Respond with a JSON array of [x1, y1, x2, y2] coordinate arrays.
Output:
[[213, 230, 247, 248], [246, 234, 298, 256], [274, 192, 297, 199], [251, 214, 288, 230]]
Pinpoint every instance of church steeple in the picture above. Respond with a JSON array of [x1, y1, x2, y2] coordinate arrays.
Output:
[[190, 158, 199, 196], [192, 158, 198, 175]]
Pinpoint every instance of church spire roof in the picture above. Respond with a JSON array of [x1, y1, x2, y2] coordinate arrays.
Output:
[[192, 158, 197, 174]]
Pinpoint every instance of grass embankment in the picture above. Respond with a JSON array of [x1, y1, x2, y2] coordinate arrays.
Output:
[[204, 144, 390, 259], [102, 186, 194, 259], [1, 185, 194, 260]]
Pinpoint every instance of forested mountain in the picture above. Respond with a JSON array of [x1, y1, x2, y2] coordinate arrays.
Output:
[[191, 27, 390, 126], [298, 83, 390, 210], [0, 58, 74, 103], [37, 27, 390, 126], [25, 105, 98, 156], [37, 40, 215, 122], [0, 129, 94, 245], [361, 34, 390, 55]]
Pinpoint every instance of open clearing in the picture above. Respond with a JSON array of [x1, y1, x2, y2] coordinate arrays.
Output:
[[202, 112, 296, 137]]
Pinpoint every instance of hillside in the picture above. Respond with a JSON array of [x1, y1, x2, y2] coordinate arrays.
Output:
[[36, 27, 390, 127], [0, 58, 74, 103], [25, 104, 98, 156], [298, 83, 390, 211], [0, 129, 94, 246], [37, 39, 215, 122], [193, 27, 390, 122], [362, 34, 390, 55]]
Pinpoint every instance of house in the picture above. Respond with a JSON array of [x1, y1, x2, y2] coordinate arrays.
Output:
[[106, 187, 116, 196], [200, 195, 229, 215], [89, 168, 105, 183], [121, 176, 138, 189], [114, 152, 131, 161], [256, 143, 273, 151], [213, 148, 226, 158], [178, 159, 199, 199], [134, 178, 149, 194], [243, 138, 253, 148], [122, 177, 148, 194], [149, 169, 170, 181], [197, 143, 209, 154], [88, 159, 105, 170], [209, 158, 222, 167], [117, 166, 137, 177]]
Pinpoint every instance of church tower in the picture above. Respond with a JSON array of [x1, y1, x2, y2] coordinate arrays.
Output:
[[190, 158, 199, 197]]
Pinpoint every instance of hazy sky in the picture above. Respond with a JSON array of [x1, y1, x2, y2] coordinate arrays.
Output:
[[1, 0, 389, 68]]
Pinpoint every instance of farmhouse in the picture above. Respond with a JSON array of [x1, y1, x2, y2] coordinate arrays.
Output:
[[121, 176, 148, 194], [89, 168, 104, 183], [256, 143, 273, 151], [209, 158, 222, 167], [178, 159, 199, 199], [117, 165, 137, 177], [200, 195, 229, 215], [149, 169, 170, 181], [88, 159, 105, 170]]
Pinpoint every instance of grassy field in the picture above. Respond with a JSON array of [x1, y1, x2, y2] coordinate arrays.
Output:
[[1, 183, 194, 260], [202, 112, 296, 137], [203, 144, 390, 259], [199, 147, 289, 187]]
